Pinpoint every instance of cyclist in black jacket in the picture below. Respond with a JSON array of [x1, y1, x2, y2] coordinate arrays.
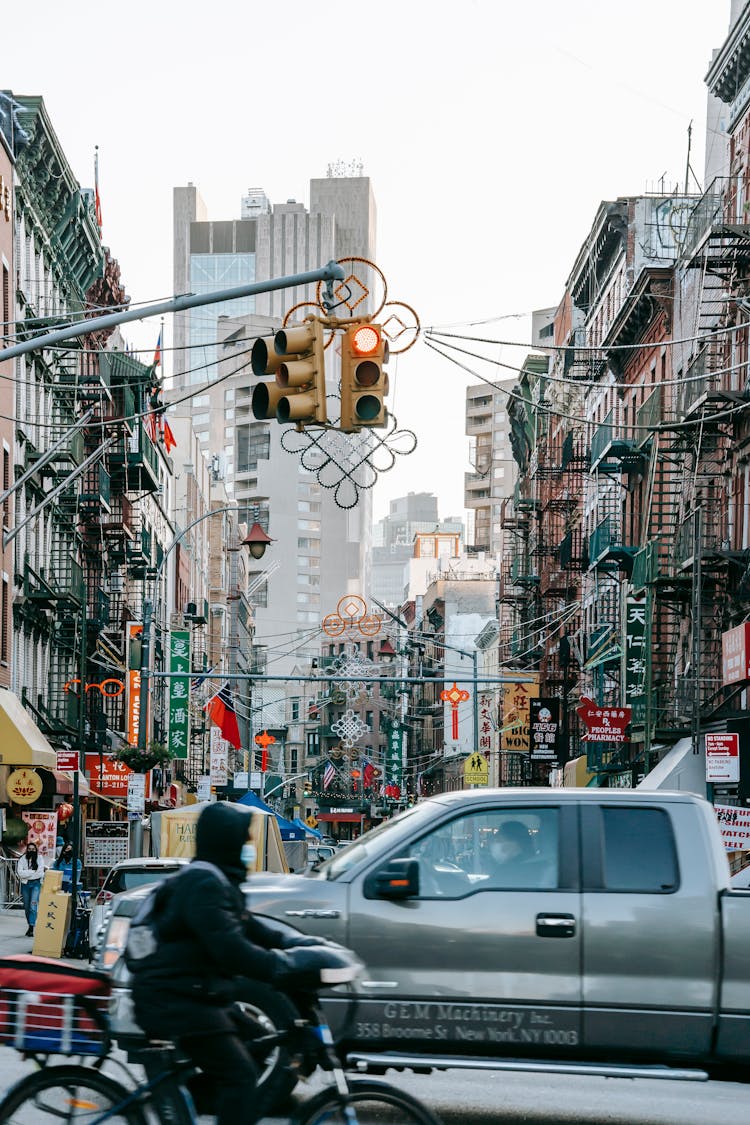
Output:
[[131, 801, 297, 1124]]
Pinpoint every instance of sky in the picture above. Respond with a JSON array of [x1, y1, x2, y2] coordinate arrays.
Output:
[[4, 0, 733, 525]]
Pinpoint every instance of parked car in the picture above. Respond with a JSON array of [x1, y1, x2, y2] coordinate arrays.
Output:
[[90, 857, 189, 954], [305, 844, 337, 871], [96, 789, 750, 1107]]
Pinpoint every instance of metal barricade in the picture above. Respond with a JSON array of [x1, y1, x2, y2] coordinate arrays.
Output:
[[0, 857, 22, 909]]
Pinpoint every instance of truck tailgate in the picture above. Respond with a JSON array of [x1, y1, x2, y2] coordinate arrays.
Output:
[[716, 888, 750, 1061]]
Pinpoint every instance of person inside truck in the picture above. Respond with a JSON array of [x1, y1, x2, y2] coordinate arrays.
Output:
[[485, 819, 556, 888]]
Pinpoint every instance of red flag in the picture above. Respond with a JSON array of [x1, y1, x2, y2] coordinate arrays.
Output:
[[153, 331, 162, 370], [162, 419, 176, 453], [204, 685, 241, 750]]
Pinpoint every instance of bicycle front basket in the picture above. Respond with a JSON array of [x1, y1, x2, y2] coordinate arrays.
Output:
[[0, 955, 110, 1056]]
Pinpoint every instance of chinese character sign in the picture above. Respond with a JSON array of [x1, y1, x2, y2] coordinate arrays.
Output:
[[385, 718, 404, 792], [168, 630, 191, 760], [624, 592, 647, 723], [576, 697, 632, 743], [478, 693, 498, 759], [126, 622, 143, 747], [501, 676, 539, 753], [210, 726, 228, 786], [529, 698, 561, 763], [21, 812, 57, 863]]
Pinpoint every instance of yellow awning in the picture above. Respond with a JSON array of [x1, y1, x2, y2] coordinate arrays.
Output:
[[0, 689, 57, 769]]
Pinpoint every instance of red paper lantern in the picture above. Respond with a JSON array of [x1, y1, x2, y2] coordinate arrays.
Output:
[[57, 802, 74, 823]]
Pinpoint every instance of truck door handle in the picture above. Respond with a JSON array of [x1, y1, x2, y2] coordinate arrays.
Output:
[[536, 913, 576, 938]]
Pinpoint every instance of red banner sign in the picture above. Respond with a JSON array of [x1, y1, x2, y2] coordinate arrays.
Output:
[[576, 697, 632, 743], [722, 623, 750, 686], [85, 754, 134, 797]]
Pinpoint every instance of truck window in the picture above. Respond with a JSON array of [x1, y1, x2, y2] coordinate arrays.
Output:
[[601, 807, 679, 892], [405, 808, 560, 898]]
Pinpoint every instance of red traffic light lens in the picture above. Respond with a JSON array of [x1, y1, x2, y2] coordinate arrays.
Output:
[[351, 325, 380, 356]]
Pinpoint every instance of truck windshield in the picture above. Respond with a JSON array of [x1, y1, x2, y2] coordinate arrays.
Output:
[[321, 804, 434, 880]]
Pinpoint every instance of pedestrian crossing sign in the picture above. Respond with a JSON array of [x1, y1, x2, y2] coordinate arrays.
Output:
[[463, 752, 489, 786]]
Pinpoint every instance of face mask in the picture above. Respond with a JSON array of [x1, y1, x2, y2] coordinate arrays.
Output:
[[240, 843, 257, 870], [490, 842, 516, 863]]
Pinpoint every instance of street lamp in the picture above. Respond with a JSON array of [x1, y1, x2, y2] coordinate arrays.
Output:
[[244, 522, 273, 560]]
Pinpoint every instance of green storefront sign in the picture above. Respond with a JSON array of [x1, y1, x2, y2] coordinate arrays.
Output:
[[168, 630, 191, 760], [385, 718, 404, 791]]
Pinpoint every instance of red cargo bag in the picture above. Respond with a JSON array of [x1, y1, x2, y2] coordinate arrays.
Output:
[[0, 955, 111, 1056]]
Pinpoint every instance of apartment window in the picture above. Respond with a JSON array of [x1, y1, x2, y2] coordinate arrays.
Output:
[[247, 575, 268, 608], [237, 427, 270, 473], [193, 395, 210, 407], [193, 412, 210, 426], [1, 579, 8, 664], [2, 264, 8, 343], [225, 388, 235, 402], [291, 698, 300, 722], [298, 501, 321, 514], [298, 519, 321, 532], [2, 449, 8, 529]]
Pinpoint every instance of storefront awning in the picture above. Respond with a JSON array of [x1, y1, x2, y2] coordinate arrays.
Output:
[[0, 689, 57, 769], [317, 813, 363, 823], [52, 770, 90, 797]]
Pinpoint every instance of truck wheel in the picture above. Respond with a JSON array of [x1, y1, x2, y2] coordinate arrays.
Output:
[[233, 979, 300, 1111]]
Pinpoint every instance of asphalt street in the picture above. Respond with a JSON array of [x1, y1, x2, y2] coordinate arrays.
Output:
[[0, 910, 746, 1123]]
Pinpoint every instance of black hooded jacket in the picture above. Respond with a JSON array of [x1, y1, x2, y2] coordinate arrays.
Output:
[[131, 802, 286, 1037]]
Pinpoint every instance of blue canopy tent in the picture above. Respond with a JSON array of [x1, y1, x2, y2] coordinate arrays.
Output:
[[237, 791, 306, 841], [293, 816, 322, 839]]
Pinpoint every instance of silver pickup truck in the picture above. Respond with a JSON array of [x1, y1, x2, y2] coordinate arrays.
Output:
[[100, 788, 750, 1103]]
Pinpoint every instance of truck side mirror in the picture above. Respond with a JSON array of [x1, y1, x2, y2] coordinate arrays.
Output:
[[366, 857, 420, 900]]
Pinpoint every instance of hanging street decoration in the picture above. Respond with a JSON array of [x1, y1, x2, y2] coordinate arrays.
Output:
[[322, 595, 382, 639], [281, 408, 417, 509], [331, 709, 371, 750], [325, 649, 381, 703], [254, 729, 276, 772], [440, 682, 471, 740]]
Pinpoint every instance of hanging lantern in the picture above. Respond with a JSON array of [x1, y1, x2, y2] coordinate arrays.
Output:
[[56, 802, 74, 824]]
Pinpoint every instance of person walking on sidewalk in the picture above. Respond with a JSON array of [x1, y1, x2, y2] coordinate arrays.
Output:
[[17, 842, 46, 936]]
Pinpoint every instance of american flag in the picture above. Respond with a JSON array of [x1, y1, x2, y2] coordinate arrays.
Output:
[[323, 761, 336, 790]]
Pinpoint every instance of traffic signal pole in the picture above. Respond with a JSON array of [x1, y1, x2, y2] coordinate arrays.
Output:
[[0, 262, 346, 363]]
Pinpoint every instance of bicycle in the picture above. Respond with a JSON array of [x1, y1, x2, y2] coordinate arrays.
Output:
[[0, 944, 443, 1124]]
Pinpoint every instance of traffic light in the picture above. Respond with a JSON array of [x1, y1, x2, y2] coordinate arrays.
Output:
[[251, 319, 327, 426], [303, 778, 313, 797], [339, 323, 389, 432], [251, 333, 289, 420]]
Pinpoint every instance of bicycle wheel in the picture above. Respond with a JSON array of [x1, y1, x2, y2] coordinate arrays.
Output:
[[0, 1065, 148, 1124], [293, 1077, 443, 1124]]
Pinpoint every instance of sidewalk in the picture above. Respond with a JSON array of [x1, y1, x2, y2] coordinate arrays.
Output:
[[0, 908, 87, 966]]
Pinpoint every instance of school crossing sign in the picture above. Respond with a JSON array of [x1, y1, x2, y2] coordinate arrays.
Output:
[[464, 752, 489, 786]]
